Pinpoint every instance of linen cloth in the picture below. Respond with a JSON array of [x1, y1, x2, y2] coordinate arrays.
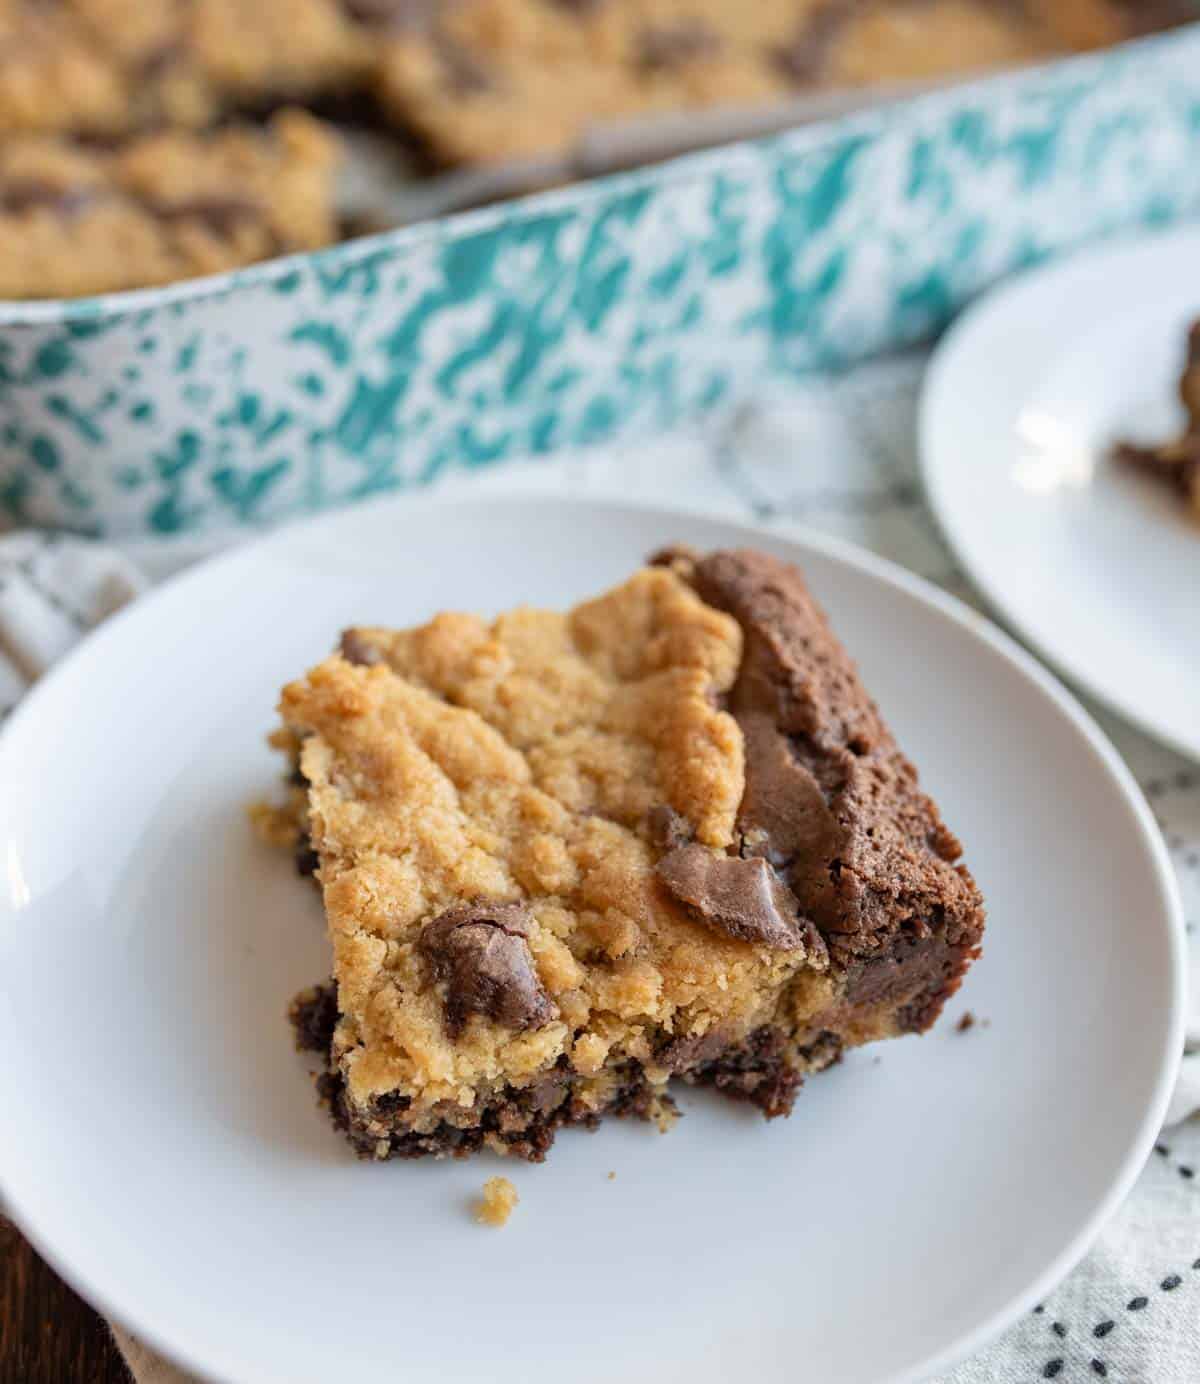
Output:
[[1, 354, 1196, 1383]]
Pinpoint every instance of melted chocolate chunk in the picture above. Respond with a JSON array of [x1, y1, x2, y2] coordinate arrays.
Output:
[[656, 844, 813, 951], [637, 21, 721, 71], [339, 628, 383, 666], [420, 902, 555, 1037]]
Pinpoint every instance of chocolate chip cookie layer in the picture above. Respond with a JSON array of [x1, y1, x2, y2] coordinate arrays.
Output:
[[371, 0, 1166, 167], [267, 548, 983, 1161], [0, 110, 339, 299]]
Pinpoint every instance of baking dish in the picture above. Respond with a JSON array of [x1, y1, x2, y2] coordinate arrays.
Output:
[[2, 25, 1198, 537]]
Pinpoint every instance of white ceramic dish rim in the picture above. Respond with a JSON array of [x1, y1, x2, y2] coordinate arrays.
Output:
[[917, 224, 1200, 764], [0, 30, 1177, 327], [0, 493, 1185, 1384]]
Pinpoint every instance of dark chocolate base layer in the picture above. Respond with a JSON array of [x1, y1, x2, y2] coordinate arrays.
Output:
[[290, 984, 844, 1163]]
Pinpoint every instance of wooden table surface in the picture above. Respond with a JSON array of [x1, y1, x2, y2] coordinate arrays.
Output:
[[2, 1217, 131, 1383]]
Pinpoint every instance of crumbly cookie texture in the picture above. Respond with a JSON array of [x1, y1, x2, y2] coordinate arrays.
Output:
[[1114, 319, 1200, 518], [475, 1175, 519, 1226], [0, 0, 373, 137], [372, 0, 1153, 165], [270, 549, 985, 1162], [0, 110, 339, 299]]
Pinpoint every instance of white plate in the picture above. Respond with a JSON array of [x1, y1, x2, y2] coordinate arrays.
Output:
[[0, 496, 1183, 1384], [921, 225, 1200, 761]]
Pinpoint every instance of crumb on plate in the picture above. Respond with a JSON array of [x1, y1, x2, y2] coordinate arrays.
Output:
[[475, 1176, 518, 1227]]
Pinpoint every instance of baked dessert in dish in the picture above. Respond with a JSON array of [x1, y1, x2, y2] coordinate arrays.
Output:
[[0, 0, 1188, 296], [0, 110, 339, 299], [262, 547, 984, 1162], [374, 0, 1152, 166], [0, 0, 374, 137], [1113, 319, 1200, 518]]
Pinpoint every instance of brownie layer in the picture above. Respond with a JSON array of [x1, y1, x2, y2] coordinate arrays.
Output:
[[291, 983, 844, 1160], [684, 548, 984, 1032]]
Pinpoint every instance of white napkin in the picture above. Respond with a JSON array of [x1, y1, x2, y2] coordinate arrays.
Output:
[[3, 355, 1197, 1384]]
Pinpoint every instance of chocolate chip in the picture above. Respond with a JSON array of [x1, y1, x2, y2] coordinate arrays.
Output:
[[646, 804, 692, 852], [638, 21, 720, 71], [420, 902, 556, 1037], [773, 1, 861, 85], [295, 845, 320, 877], [0, 178, 97, 218], [138, 37, 185, 80], [433, 34, 492, 94], [656, 844, 816, 952], [154, 196, 259, 235], [339, 629, 383, 667]]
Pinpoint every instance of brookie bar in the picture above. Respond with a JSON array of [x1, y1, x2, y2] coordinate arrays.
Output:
[[264, 547, 984, 1161], [1114, 318, 1200, 518]]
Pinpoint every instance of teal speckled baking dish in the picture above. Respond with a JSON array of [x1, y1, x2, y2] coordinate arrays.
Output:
[[2, 25, 1200, 538]]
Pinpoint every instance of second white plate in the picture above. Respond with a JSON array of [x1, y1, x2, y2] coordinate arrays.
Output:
[[921, 225, 1200, 760]]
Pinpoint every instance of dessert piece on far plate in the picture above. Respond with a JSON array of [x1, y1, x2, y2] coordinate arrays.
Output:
[[0, 109, 340, 299], [268, 546, 984, 1162], [1113, 319, 1200, 518]]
